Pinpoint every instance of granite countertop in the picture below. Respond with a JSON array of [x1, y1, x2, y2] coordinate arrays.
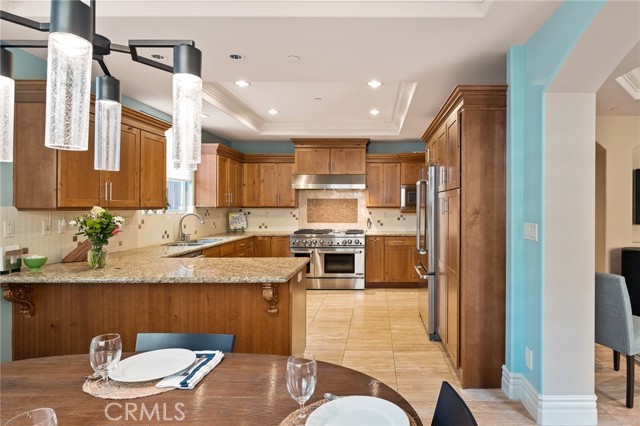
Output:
[[0, 231, 306, 285], [365, 231, 417, 236]]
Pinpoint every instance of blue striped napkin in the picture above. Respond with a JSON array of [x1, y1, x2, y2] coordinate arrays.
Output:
[[156, 350, 224, 390]]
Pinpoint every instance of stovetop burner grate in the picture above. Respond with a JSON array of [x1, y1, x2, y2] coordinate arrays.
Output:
[[345, 229, 365, 235], [293, 229, 332, 235]]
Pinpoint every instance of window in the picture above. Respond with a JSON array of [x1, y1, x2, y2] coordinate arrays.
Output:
[[165, 127, 193, 212]]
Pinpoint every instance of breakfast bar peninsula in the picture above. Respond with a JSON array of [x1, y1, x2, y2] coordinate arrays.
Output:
[[0, 242, 307, 361]]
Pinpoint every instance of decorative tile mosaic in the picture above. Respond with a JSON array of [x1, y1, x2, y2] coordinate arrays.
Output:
[[307, 199, 358, 223]]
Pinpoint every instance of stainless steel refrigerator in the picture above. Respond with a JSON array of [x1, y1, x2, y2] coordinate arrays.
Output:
[[415, 164, 440, 341]]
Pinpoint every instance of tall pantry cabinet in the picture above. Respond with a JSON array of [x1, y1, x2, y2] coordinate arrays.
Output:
[[422, 85, 507, 389]]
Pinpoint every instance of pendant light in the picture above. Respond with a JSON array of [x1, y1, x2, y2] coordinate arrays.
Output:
[[94, 76, 121, 171], [0, 48, 14, 162], [44, 0, 93, 151], [172, 44, 202, 171]]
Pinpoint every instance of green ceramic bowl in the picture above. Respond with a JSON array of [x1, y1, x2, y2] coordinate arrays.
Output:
[[23, 256, 47, 272]]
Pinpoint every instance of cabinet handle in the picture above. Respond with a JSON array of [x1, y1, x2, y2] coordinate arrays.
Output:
[[109, 182, 113, 201], [427, 148, 431, 163], [276, 194, 280, 206]]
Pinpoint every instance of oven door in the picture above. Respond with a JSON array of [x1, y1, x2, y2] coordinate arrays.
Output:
[[314, 248, 364, 278], [290, 248, 315, 277]]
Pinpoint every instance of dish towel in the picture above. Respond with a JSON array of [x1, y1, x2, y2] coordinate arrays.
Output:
[[156, 350, 224, 390]]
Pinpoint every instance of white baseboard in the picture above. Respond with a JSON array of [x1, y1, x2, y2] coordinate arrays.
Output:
[[502, 366, 598, 426]]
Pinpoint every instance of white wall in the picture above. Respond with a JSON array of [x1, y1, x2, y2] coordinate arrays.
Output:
[[541, 93, 596, 424], [595, 115, 640, 273]]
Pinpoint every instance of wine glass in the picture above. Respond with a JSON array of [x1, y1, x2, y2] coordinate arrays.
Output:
[[89, 333, 122, 382], [4, 408, 57, 426], [286, 352, 317, 419]]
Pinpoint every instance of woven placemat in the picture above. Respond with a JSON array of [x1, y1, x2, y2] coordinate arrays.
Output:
[[278, 398, 418, 426], [82, 378, 174, 400]]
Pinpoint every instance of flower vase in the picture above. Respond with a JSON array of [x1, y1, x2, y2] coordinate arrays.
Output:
[[88, 244, 108, 269]]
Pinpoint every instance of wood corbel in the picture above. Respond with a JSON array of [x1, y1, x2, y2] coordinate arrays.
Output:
[[1, 283, 35, 318], [261, 283, 279, 316]]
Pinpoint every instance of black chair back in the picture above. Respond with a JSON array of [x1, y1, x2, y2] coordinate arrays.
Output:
[[135, 333, 236, 353], [431, 381, 478, 426]]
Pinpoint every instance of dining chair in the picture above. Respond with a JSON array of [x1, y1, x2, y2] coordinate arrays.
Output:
[[431, 381, 478, 426], [595, 272, 640, 408], [135, 333, 236, 353]]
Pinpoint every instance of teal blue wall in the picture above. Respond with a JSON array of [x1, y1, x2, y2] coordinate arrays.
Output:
[[230, 140, 424, 155], [506, 0, 604, 391]]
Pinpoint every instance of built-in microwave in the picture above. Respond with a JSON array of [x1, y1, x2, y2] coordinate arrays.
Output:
[[400, 184, 417, 212]]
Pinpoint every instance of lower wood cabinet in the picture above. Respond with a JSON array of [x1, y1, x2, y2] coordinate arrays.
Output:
[[365, 236, 422, 286], [203, 238, 255, 258], [255, 236, 291, 257]]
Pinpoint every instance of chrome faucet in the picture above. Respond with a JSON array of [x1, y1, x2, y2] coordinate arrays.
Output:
[[178, 213, 205, 241]]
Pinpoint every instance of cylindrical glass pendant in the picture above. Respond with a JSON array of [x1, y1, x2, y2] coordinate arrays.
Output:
[[95, 76, 122, 171], [1, 48, 14, 162], [44, 32, 92, 150], [172, 73, 202, 169]]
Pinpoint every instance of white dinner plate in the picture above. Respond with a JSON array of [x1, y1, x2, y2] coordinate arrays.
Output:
[[109, 348, 196, 383], [306, 396, 410, 426]]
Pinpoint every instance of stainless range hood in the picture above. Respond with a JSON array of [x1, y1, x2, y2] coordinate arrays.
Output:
[[292, 174, 366, 190]]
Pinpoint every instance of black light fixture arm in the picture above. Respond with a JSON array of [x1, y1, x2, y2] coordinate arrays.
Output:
[[1, 1, 201, 76]]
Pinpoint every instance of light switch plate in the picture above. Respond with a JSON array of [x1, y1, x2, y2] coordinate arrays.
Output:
[[3, 221, 15, 238], [41, 221, 52, 236], [523, 223, 538, 241], [526, 346, 533, 370]]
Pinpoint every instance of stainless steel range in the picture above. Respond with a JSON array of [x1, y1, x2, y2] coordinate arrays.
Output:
[[290, 229, 365, 290]]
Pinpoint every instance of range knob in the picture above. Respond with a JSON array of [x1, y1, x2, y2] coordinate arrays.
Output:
[[303, 240, 310, 246], [319, 240, 324, 245], [312, 240, 318, 245], [354, 240, 361, 245], [327, 240, 333, 245], [294, 239, 300, 246], [347, 239, 353, 245], [341, 240, 347, 245]]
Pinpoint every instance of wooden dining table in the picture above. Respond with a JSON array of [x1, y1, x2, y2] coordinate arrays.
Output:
[[1, 352, 423, 425]]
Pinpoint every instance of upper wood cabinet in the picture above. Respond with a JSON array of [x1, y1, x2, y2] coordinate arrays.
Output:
[[241, 156, 296, 208], [195, 144, 243, 208], [292, 139, 368, 175], [13, 81, 168, 210], [365, 155, 400, 208], [421, 85, 507, 388], [398, 153, 425, 185]]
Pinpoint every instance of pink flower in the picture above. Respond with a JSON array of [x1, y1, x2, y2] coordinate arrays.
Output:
[[112, 228, 121, 236]]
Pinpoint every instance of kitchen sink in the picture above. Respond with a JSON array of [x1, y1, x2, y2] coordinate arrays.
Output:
[[164, 242, 206, 247], [195, 238, 224, 244]]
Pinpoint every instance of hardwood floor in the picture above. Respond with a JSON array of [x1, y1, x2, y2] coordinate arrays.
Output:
[[305, 289, 640, 426]]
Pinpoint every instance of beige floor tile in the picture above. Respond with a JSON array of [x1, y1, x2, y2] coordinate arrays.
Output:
[[342, 350, 396, 371], [345, 339, 394, 351], [310, 350, 344, 365]]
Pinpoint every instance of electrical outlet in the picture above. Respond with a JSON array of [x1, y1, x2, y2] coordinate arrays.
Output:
[[57, 219, 67, 234], [41, 221, 52, 236], [525, 346, 533, 370], [523, 223, 538, 241], [2, 221, 15, 238]]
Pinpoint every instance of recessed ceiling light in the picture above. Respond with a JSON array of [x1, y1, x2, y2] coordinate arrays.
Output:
[[369, 109, 381, 116], [228, 53, 245, 60], [287, 55, 301, 62], [234, 80, 251, 87], [368, 80, 382, 88], [267, 109, 280, 115], [609, 106, 622, 111], [313, 97, 323, 101], [150, 53, 167, 61], [201, 113, 209, 118]]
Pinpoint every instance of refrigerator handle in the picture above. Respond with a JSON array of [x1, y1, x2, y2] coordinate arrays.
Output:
[[416, 180, 422, 252]]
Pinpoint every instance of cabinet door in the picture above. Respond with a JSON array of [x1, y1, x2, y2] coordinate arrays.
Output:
[[255, 236, 271, 257], [14, 102, 57, 209], [140, 131, 166, 208], [445, 189, 460, 366], [436, 125, 447, 192], [401, 162, 423, 185], [295, 148, 331, 174], [103, 126, 140, 208], [217, 156, 230, 206], [242, 163, 261, 207], [276, 163, 296, 207], [382, 163, 401, 207], [260, 163, 279, 206], [202, 246, 220, 257], [271, 236, 291, 257], [331, 148, 365, 174], [229, 159, 242, 207], [58, 120, 101, 208], [437, 191, 448, 343], [365, 236, 385, 283], [366, 163, 384, 207], [384, 237, 415, 282], [446, 111, 460, 190], [194, 150, 218, 208]]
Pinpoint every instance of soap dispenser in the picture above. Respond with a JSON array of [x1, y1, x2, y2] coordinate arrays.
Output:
[[366, 217, 372, 229]]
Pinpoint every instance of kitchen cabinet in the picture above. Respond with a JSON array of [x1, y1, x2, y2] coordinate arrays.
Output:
[[13, 81, 168, 210], [365, 157, 400, 208], [365, 236, 422, 286], [292, 139, 368, 175], [242, 160, 296, 208], [222, 238, 255, 257], [399, 153, 425, 185], [140, 131, 166, 209], [195, 144, 243, 208], [256, 236, 291, 257], [437, 189, 460, 367], [365, 236, 385, 283], [421, 85, 506, 388]]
